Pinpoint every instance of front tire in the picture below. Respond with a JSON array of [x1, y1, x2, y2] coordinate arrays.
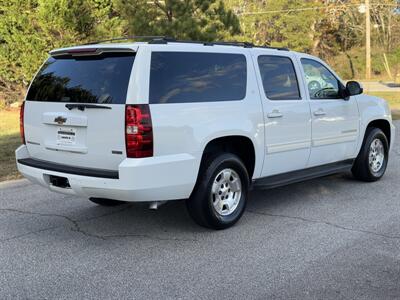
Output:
[[186, 153, 249, 229], [352, 127, 389, 182]]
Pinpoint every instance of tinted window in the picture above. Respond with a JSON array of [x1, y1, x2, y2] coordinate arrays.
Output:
[[27, 53, 135, 104], [301, 58, 341, 99], [149, 52, 247, 104], [258, 56, 301, 100]]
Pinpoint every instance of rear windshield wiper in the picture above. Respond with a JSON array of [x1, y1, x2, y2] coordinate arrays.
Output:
[[65, 104, 112, 111]]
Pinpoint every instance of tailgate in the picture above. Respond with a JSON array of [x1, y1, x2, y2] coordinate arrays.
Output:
[[23, 48, 136, 171]]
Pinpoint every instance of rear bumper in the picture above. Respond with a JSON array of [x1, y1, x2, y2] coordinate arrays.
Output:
[[18, 158, 119, 179], [16, 145, 199, 202]]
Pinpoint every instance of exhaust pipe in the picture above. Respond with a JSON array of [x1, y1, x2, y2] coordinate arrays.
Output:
[[149, 201, 166, 210]]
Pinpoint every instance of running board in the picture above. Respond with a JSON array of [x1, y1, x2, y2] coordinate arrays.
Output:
[[253, 159, 354, 189]]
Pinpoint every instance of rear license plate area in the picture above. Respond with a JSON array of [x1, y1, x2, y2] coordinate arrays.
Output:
[[57, 127, 76, 145], [49, 175, 71, 189]]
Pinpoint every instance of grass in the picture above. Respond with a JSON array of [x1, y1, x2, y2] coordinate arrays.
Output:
[[0, 109, 22, 181], [0, 92, 399, 182], [367, 91, 400, 120]]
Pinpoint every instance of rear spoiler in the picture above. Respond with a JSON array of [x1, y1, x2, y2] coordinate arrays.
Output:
[[49, 47, 135, 58]]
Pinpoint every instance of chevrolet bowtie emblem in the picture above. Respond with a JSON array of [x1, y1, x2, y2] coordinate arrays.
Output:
[[54, 116, 67, 125]]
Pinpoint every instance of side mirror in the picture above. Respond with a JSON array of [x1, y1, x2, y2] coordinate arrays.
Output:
[[346, 81, 363, 96]]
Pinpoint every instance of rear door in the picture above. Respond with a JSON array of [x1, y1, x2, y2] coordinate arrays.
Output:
[[24, 47, 137, 170], [252, 51, 312, 177]]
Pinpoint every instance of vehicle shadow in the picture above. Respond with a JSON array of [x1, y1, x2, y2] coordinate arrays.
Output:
[[4, 172, 362, 244], [248, 172, 352, 211], [63, 173, 353, 241]]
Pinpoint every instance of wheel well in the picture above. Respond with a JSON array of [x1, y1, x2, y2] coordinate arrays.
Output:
[[367, 119, 391, 146], [201, 136, 256, 179]]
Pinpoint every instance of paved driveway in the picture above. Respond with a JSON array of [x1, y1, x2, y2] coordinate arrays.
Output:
[[360, 81, 400, 92], [1, 121, 399, 299]]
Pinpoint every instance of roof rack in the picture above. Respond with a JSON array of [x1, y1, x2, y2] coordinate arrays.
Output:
[[148, 38, 253, 47], [256, 45, 289, 51], [150, 38, 289, 50], [213, 42, 288, 51], [82, 36, 289, 51], [83, 36, 173, 45]]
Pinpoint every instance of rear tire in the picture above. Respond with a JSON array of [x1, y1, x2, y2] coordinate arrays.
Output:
[[352, 127, 389, 182], [89, 198, 126, 206], [186, 153, 249, 230]]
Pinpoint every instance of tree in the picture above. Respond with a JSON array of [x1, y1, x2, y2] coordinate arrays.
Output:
[[370, 0, 400, 52], [0, 0, 124, 106], [1, 0, 399, 107], [114, 0, 240, 41], [89, 0, 126, 40], [225, 0, 321, 51], [0, 0, 46, 105]]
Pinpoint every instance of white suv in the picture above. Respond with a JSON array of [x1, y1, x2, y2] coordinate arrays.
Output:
[[16, 38, 395, 229]]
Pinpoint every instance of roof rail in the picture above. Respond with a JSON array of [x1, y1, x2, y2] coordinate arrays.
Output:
[[203, 41, 254, 48], [82, 36, 289, 51], [256, 45, 289, 51], [83, 36, 173, 45], [149, 39, 257, 48], [153, 39, 289, 50]]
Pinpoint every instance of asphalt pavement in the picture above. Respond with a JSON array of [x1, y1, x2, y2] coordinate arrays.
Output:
[[0, 121, 399, 299]]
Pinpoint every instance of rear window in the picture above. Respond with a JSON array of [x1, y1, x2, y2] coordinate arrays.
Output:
[[149, 52, 247, 104], [26, 53, 135, 104]]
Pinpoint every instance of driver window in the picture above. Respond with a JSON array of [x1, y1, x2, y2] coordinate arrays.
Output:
[[301, 58, 341, 99]]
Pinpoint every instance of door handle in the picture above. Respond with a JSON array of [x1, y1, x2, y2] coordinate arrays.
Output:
[[267, 110, 283, 118], [313, 109, 326, 116]]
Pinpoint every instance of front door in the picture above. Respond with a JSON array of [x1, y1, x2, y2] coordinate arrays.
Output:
[[299, 57, 360, 167], [252, 52, 312, 177]]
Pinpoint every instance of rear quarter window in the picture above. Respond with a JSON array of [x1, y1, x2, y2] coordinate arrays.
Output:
[[26, 52, 135, 104], [149, 52, 247, 104]]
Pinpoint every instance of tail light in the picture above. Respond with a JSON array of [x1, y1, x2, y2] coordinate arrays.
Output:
[[125, 105, 153, 158], [20, 102, 25, 144]]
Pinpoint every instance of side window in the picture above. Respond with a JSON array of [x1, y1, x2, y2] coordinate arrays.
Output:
[[257, 55, 301, 100], [301, 58, 342, 99], [149, 52, 247, 104]]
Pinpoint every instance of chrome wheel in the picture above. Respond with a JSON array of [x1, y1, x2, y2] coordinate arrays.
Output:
[[211, 168, 242, 216], [369, 138, 385, 173]]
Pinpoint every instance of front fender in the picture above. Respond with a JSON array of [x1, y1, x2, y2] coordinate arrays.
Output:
[[356, 94, 394, 153]]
